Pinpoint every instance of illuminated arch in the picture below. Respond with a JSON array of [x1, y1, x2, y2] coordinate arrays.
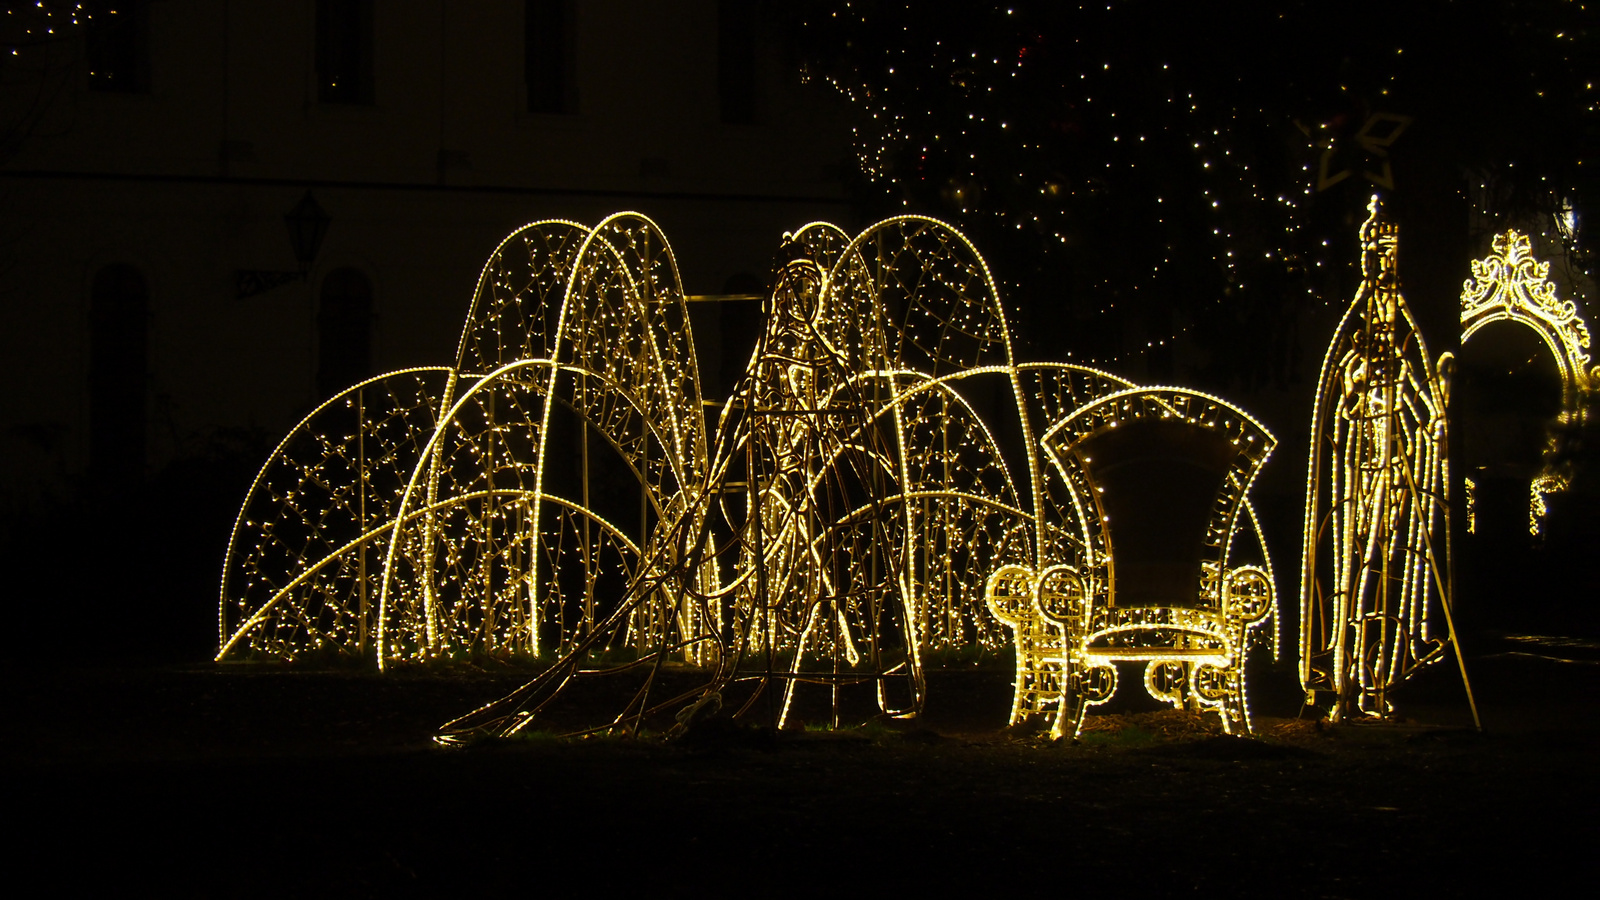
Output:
[[217, 367, 452, 660], [220, 212, 708, 668], [1460, 230, 1596, 534], [373, 212, 707, 669], [451, 218, 592, 376]]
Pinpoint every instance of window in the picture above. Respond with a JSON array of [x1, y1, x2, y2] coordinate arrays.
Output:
[[525, 0, 575, 114], [89, 264, 149, 487], [85, 1, 150, 93], [316, 0, 374, 105], [717, 0, 760, 124], [317, 268, 374, 400]]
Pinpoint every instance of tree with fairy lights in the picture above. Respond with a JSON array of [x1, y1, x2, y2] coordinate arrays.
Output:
[[0, 2, 124, 162], [785, 1, 1597, 385]]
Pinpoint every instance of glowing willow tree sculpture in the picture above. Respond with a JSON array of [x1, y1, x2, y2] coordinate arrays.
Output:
[[218, 215, 708, 667], [1300, 196, 1475, 723], [222, 211, 1204, 737], [1460, 229, 1597, 536]]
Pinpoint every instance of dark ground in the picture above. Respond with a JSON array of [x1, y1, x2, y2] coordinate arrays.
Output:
[[8, 633, 1597, 897]]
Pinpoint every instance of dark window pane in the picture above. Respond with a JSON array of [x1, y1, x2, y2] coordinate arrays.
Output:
[[89, 264, 149, 487], [316, 0, 374, 105], [317, 268, 374, 399], [717, 0, 759, 124], [85, 1, 149, 93], [525, 0, 574, 114]]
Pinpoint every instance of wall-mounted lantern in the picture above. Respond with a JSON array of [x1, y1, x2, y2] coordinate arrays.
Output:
[[237, 191, 332, 298]]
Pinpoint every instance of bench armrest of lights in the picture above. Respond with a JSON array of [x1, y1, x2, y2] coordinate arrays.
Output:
[[1223, 565, 1274, 624]]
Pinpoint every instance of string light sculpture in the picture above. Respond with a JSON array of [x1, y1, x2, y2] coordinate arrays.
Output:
[[1459, 229, 1597, 536], [218, 212, 1161, 737], [219, 210, 1282, 738], [440, 220, 1176, 738], [1299, 196, 1476, 724], [217, 367, 454, 660], [984, 564, 1066, 726], [989, 388, 1279, 739]]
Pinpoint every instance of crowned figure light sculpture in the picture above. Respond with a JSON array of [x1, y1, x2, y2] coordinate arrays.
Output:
[[1300, 196, 1476, 724]]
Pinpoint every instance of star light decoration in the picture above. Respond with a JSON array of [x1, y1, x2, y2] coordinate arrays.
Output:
[[1299, 196, 1476, 724], [218, 212, 1280, 739], [1460, 228, 1597, 535]]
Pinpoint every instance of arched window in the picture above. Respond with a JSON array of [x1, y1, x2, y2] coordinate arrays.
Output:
[[717, 0, 761, 124], [89, 263, 150, 488], [315, 0, 375, 105], [317, 268, 374, 399], [525, 0, 577, 114], [85, 0, 150, 93]]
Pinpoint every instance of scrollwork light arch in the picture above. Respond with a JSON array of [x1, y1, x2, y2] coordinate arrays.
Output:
[[1460, 229, 1596, 534]]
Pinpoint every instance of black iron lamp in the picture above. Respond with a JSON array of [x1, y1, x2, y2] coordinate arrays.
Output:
[[237, 190, 332, 298], [284, 191, 331, 273]]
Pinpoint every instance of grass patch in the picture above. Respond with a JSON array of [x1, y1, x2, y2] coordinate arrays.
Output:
[[1076, 724, 1159, 747]]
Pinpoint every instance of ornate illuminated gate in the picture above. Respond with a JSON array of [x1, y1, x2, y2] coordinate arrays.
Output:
[[1460, 229, 1596, 535]]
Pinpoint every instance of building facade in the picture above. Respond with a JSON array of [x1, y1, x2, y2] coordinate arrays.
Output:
[[0, 0, 853, 510]]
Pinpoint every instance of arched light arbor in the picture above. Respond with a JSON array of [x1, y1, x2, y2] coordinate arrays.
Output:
[[217, 214, 703, 668], [1300, 196, 1477, 724], [1459, 229, 1597, 535], [220, 212, 1208, 738]]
